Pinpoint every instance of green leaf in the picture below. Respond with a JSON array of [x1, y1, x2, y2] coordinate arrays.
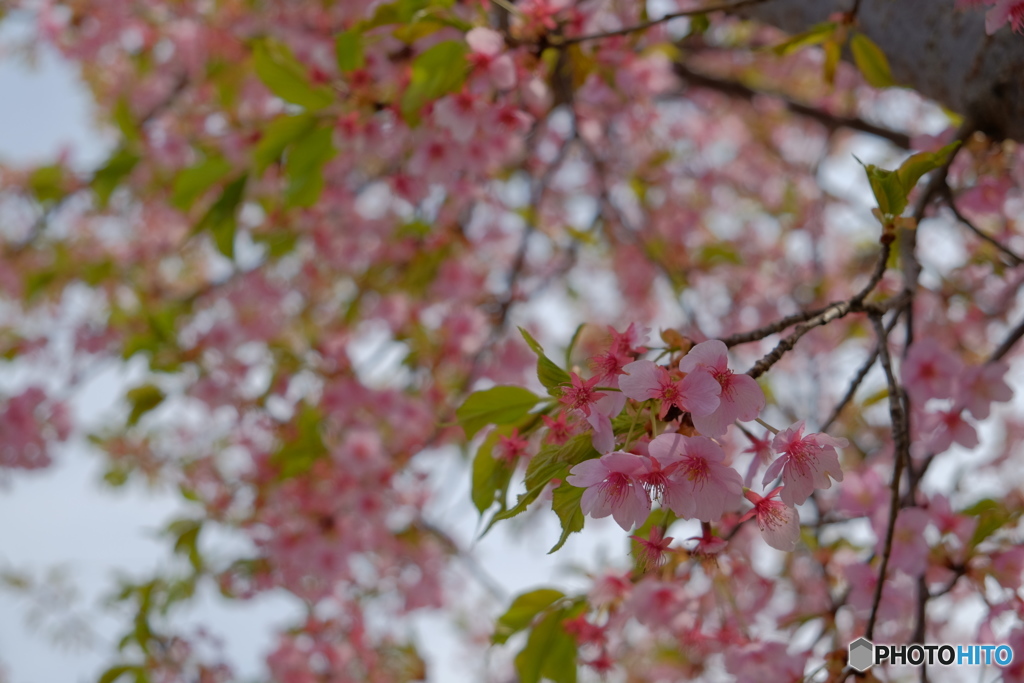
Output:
[[270, 404, 328, 479], [823, 39, 841, 86], [564, 323, 585, 369], [253, 113, 317, 173], [400, 40, 469, 125], [335, 30, 365, 72], [769, 22, 837, 56], [171, 157, 232, 210], [28, 165, 65, 203], [493, 588, 565, 644], [514, 605, 580, 683], [963, 498, 1019, 548], [518, 327, 572, 395], [859, 162, 907, 217], [471, 426, 516, 513], [92, 147, 140, 209], [195, 174, 248, 259], [456, 385, 541, 440], [525, 434, 597, 493], [850, 32, 894, 88], [549, 480, 585, 553], [168, 519, 203, 572], [126, 384, 165, 426], [285, 125, 336, 207], [895, 141, 962, 196], [253, 39, 334, 110]]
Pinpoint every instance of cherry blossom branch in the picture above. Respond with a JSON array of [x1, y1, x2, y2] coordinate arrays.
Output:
[[864, 313, 910, 642], [820, 312, 901, 431], [745, 241, 896, 379], [940, 183, 1024, 266], [989, 314, 1024, 363], [672, 63, 912, 149], [721, 304, 835, 348], [558, 0, 771, 45]]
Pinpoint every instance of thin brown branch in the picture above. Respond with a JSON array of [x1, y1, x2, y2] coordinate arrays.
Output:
[[989, 315, 1024, 363], [821, 312, 901, 431], [721, 303, 834, 348], [865, 314, 910, 641], [558, 0, 770, 45], [941, 184, 1024, 266], [673, 63, 912, 149]]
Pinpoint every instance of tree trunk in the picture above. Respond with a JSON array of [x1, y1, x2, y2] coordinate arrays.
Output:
[[737, 0, 1024, 141]]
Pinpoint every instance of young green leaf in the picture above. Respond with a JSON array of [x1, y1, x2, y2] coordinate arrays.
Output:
[[850, 32, 895, 89], [252, 39, 334, 110], [895, 141, 962, 195], [334, 30, 365, 73], [514, 603, 582, 683], [549, 480, 585, 553], [518, 327, 572, 394], [285, 125, 336, 207], [456, 385, 541, 440], [171, 157, 232, 210], [126, 384, 166, 426], [400, 40, 469, 124], [195, 174, 248, 259], [471, 426, 516, 513], [493, 588, 565, 644], [769, 22, 837, 56], [92, 147, 140, 209], [253, 113, 317, 173]]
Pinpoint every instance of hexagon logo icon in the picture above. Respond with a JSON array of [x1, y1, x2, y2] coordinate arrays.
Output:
[[849, 637, 875, 672]]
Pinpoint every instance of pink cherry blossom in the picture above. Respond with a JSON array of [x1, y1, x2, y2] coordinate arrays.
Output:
[[677, 340, 765, 437], [466, 27, 516, 90], [567, 451, 651, 531], [986, 0, 1024, 33], [648, 433, 743, 522], [726, 641, 808, 683], [619, 360, 720, 420], [762, 421, 847, 507], [586, 392, 627, 453], [740, 487, 801, 552], [630, 526, 675, 570], [901, 339, 963, 403], [874, 506, 930, 577], [958, 361, 1013, 420], [559, 372, 606, 417], [741, 430, 774, 488], [920, 409, 979, 453]]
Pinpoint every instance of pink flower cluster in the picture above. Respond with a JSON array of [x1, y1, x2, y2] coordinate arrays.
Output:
[[902, 339, 1014, 454]]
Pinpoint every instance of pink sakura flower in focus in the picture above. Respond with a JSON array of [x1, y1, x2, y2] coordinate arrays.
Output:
[[619, 360, 720, 420], [648, 433, 743, 522], [762, 421, 847, 507], [740, 487, 801, 551], [678, 340, 764, 436], [567, 451, 650, 531], [958, 361, 1013, 420], [559, 372, 606, 417], [986, 0, 1024, 33], [901, 339, 963, 403], [466, 27, 517, 90], [631, 526, 675, 570]]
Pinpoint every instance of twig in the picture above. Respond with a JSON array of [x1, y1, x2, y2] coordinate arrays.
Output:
[[989, 315, 1024, 363], [864, 314, 910, 641], [941, 184, 1024, 266], [558, 0, 769, 45], [721, 303, 835, 348], [672, 63, 912, 150], [820, 311, 901, 431]]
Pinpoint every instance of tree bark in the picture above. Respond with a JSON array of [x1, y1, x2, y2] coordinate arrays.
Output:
[[737, 0, 1024, 141]]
